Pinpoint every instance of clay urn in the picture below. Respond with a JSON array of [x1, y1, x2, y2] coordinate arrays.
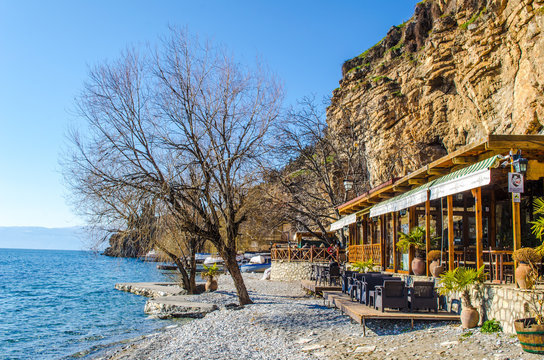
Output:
[[429, 260, 445, 278], [206, 277, 218, 292], [515, 262, 534, 289], [460, 306, 479, 329], [411, 257, 426, 276]]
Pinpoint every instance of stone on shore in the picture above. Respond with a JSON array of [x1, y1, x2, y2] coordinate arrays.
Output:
[[115, 282, 188, 298], [144, 296, 218, 319]]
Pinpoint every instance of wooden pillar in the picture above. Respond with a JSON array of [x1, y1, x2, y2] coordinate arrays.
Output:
[[447, 195, 455, 271], [363, 218, 368, 245], [513, 196, 522, 267], [393, 212, 398, 272], [408, 207, 416, 274], [425, 197, 431, 276], [472, 187, 484, 270], [490, 189, 496, 248], [380, 215, 386, 268]]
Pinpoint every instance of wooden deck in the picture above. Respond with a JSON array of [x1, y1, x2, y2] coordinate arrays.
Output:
[[301, 279, 341, 294], [322, 291, 460, 335]]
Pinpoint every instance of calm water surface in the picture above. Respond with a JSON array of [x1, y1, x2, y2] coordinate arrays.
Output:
[[0, 248, 171, 359]]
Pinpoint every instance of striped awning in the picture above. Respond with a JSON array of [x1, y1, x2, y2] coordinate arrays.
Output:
[[369, 182, 431, 218], [329, 213, 357, 231], [429, 155, 501, 200]]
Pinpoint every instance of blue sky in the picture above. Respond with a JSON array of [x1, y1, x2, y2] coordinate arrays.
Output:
[[0, 0, 419, 228]]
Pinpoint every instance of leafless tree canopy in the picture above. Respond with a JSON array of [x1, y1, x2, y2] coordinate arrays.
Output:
[[267, 96, 368, 244], [63, 29, 282, 304]]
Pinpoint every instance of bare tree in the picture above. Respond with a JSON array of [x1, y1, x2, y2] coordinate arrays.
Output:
[[267, 96, 368, 244], [63, 29, 282, 305]]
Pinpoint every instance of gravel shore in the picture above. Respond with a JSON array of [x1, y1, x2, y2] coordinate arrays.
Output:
[[97, 274, 541, 360]]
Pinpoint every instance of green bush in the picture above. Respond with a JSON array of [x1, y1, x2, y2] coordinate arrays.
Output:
[[481, 319, 502, 334]]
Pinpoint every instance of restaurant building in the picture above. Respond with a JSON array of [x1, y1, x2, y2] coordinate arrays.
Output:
[[331, 135, 544, 280]]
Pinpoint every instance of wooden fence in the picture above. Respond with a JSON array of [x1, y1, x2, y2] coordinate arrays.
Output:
[[271, 244, 344, 263], [347, 244, 382, 265]]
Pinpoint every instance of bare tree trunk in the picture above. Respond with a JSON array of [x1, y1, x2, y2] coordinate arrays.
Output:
[[221, 249, 253, 305]]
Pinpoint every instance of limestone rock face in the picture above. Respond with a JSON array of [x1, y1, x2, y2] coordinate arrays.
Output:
[[327, 0, 544, 187]]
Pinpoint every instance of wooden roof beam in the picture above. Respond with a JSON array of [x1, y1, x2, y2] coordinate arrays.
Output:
[[408, 178, 426, 185], [427, 168, 450, 176], [452, 156, 478, 165]]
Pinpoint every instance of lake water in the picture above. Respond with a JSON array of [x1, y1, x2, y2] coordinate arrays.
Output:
[[0, 248, 172, 359]]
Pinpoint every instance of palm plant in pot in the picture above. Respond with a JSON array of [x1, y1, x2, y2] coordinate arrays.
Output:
[[512, 247, 541, 289], [438, 266, 486, 328], [350, 259, 377, 273], [397, 226, 426, 275], [202, 263, 220, 292]]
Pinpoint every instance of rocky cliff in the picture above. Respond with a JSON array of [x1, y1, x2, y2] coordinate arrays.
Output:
[[327, 0, 544, 187]]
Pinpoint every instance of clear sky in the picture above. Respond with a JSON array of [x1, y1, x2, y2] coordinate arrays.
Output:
[[0, 0, 419, 228]]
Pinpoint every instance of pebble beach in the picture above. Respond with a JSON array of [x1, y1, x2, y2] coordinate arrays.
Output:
[[98, 274, 542, 360]]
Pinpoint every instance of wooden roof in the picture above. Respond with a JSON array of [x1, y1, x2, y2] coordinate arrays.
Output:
[[338, 135, 544, 215]]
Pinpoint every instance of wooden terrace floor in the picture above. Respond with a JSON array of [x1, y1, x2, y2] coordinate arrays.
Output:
[[301, 279, 341, 294], [322, 291, 460, 335]]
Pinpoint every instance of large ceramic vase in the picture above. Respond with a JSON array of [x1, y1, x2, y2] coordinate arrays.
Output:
[[515, 318, 544, 354], [460, 307, 479, 329], [206, 277, 218, 292], [411, 257, 426, 276], [429, 260, 445, 278], [515, 262, 533, 289]]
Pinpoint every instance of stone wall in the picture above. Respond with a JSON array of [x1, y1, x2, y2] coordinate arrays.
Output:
[[394, 274, 542, 334], [271, 261, 323, 281]]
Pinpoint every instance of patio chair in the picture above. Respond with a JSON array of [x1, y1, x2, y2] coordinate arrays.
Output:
[[408, 281, 438, 313], [341, 270, 357, 293], [356, 274, 397, 305], [318, 262, 340, 286], [348, 273, 365, 300], [374, 280, 409, 312]]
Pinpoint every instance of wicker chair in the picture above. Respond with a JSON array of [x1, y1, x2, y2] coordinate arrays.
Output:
[[374, 280, 409, 312], [408, 281, 438, 312]]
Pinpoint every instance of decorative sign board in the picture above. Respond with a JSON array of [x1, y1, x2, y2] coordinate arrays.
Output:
[[513, 193, 521, 203], [508, 172, 524, 193]]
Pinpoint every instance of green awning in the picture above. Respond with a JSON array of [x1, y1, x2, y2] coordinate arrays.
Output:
[[369, 182, 432, 218], [429, 155, 501, 200]]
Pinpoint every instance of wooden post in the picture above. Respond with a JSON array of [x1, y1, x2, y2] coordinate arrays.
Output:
[[472, 187, 484, 270], [447, 195, 455, 271], [513, 198, 521, 266], [363, 218, 368, 245], [310, 245, 314, 263], [408, 206, 416, 275], [490, 189, 496, 248], [425, 197, 431, 276], [380, 215, 386, 268], [288, 246, 291, 262], [393, 212, 398, 273]]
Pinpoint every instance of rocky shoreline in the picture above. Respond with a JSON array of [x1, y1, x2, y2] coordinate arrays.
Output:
[[97, 274, 541, 360]]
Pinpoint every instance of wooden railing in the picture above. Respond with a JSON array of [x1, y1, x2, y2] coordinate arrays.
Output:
[[348, 244, 382, 265], [271, 244, 344, 263]]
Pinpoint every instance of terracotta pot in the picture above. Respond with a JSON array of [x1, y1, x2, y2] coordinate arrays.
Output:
[[460, 307, 479, 329], [515, 262, 534, 289], [515, 318, 544, 354], [205, 277, 218, 292], [411, 257, 426, 276], [429, 260, 445, 278]]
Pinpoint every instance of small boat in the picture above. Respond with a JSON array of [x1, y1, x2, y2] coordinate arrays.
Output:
[[157, 264, 178, 271], [240, 255, 271, 273], [203, 256, 224, 265]]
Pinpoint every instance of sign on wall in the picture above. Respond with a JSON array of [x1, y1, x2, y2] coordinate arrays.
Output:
[[508, 172, 524, 193]]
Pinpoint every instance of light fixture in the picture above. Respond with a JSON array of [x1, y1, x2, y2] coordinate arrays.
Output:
[[399, 209, 407, 217], [343, 178, 354, 192], [511, 150, 529, 174]]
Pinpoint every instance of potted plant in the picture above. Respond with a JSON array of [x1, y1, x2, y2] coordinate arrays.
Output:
[[513, 247, 541, 289], [351, 259, 376, 273], [428, 250, 445, 278], [514, 289, 544, 354], [202, 263, 220, 292], [397, 226, 426, 276], [438, 266, 486, 328]]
